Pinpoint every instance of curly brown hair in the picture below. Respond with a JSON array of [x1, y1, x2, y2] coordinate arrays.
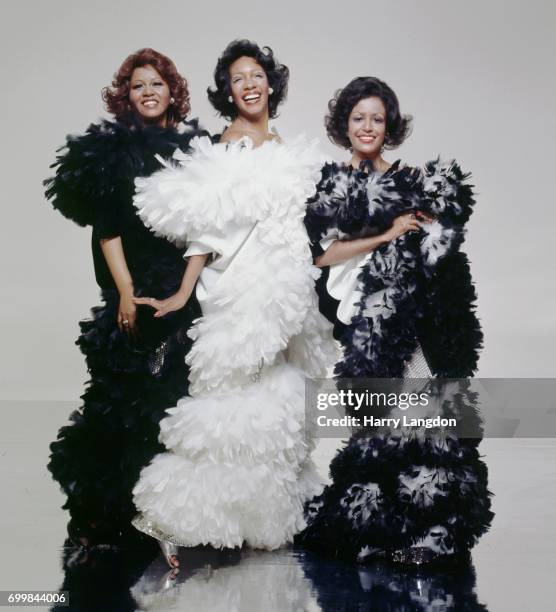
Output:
[[102, 48, 190, 126], [326, 77, 412, 150]]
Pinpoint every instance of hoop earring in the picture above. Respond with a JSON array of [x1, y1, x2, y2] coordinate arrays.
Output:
[[170, 97, 175, 104]]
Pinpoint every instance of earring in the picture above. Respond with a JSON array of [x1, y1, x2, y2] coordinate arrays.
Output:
[[228, 96, 233, 103], [170, 97, 175, 104], [269, 87, 274, 95]]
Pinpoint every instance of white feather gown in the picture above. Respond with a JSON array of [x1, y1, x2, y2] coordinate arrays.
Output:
[[130, 136, 336, 549]]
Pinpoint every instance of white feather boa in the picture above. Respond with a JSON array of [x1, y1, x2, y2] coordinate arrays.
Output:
[[134, 135, 321, 244], [134, 135, 335, 394]]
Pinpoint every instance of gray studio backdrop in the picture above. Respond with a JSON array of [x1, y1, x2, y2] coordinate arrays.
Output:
[[1, 0, 555, 400]]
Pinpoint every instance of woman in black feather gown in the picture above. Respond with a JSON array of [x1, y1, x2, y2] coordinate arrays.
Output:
[[45, 48, 207, 548], [296, 76, 493, 564]]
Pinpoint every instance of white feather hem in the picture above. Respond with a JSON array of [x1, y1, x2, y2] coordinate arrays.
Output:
[[132, 364, 322, 549]]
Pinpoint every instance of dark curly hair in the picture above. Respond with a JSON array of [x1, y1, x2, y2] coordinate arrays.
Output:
[[207, 39, 289, 120], [102, 48, 190, 126], [326, 76, 412, 150]]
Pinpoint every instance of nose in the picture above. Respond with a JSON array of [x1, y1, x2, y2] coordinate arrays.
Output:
[[143, 85, 154, 97], [244, 78, 255, 90], [362, 118, 373, 132]]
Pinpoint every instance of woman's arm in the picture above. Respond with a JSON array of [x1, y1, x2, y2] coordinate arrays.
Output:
[[133, 253, 209, 317], [99, 236, 137, 335], [315, 212, 421, 267]]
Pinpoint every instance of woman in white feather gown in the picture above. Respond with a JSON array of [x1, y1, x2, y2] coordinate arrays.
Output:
[[129, 40, 335, 566]]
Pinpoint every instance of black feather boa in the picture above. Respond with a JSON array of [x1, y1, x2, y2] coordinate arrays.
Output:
[[297, 381, 494, 563], [297, 159, 492, 563], [44, 117, 205, 227], [304, 158, 482, 378], [48, 282, 200, 543]]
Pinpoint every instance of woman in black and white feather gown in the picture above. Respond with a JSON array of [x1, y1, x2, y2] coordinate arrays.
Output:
[[296, 76, 493, 565]]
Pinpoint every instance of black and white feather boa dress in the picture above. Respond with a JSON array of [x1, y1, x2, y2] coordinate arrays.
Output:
[[296, 159, 493, 564], [44, 117, 206, 545]]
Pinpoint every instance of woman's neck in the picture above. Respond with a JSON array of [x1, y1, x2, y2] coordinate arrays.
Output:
[[350, 152, 390, 173], [225, 113, 273, 146], [133, 114, 169, 129]]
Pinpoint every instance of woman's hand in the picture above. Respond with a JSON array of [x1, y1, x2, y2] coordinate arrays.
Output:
[[98, 236, 137, 336], [134, 253, 207, 316], [133, 291, 190, 318], [384, 212, 421, 241], [118, 291, 137, 336]]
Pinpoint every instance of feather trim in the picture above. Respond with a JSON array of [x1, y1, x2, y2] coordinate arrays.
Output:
[[133, 363, 323, 549], [304, 158, 480, 378], [133, 135, 323, 241], [44, 118, 206, 227], [134, 136, 335, 394]]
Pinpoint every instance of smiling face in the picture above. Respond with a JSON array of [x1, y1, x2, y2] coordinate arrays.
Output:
[[128, 64, 171, 126], [228, 56, 270, 120], [347, 96, 387, 160]]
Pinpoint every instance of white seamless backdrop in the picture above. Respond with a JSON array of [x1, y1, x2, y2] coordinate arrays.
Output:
[[1, 0, 555, 400]]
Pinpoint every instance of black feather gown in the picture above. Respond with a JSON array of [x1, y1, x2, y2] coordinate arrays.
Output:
[[296, 159, 493, 564], [45, 117, 207, 545]]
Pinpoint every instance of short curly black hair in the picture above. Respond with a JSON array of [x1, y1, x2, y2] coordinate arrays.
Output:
[[207, 39, 289, 120], [326, 76, 412, 150]]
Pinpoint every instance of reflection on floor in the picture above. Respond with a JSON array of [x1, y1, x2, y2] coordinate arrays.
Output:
[[1, 402, 556, 611], [52, 536, 487, 611]]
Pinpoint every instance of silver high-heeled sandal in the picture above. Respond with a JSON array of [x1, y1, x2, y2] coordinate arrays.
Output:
[[159, 539, 180, 569]]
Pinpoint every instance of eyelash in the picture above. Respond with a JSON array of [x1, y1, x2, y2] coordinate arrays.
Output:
[[353, 116, 384, 123], [232, 74, 265, 83], [132, 82, 164, 89]]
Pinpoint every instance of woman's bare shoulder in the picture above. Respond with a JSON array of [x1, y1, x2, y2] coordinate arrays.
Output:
[[220, 127, 246, 144]]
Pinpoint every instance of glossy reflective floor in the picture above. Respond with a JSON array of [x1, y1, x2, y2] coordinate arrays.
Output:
[[1, 401, 555, 611]]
